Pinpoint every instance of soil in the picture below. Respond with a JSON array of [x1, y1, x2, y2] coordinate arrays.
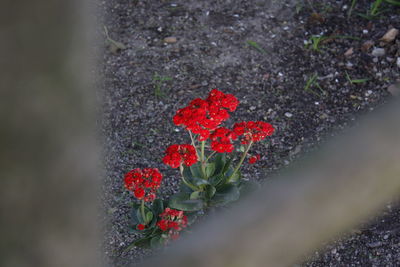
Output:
[[99, 0, 400, 266]]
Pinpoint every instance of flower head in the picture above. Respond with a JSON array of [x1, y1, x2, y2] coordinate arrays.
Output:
[[156, 208, 188, 241], [124, 168, 163, 202], [163, 144, 198, 168], [210, 127, 237, 153], [173, 89, 239, 141], [233, 121, 275, 144], [249, 154, 261, 164]]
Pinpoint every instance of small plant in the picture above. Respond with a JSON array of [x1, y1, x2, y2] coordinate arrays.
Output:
[[345, 71, 370, 84], [304, 73, 326, 97], [246, 40, 268, 54], [351, 0, 400, 19], [305, 35, 360, 52], [123, 89, 275, 249], [152, 73, 172, 98]]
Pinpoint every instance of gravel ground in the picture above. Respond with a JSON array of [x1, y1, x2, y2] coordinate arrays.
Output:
[[99, 0, 400, 266]]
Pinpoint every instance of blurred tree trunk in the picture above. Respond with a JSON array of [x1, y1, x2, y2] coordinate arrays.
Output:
[[0, 1, 98, 266]]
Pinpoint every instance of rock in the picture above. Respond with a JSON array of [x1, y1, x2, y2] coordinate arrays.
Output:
[[397, 57, 400, 68], [387, 84, 400, 96], [284, 112, 293, 118], [344, 47, 354, 57], [380, 28, 399, 43], [361, 40, 374, 52], [164, 37, 177, 43], [367, 241, 382, 248], [371, 48, 385, 57]]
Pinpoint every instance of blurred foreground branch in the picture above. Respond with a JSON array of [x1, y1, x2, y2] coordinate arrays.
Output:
[[0, 1, 98, 266], [145, 100, 400, 267]]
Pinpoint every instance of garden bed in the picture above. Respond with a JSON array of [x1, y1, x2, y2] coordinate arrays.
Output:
[[100, 0, 400, 265]]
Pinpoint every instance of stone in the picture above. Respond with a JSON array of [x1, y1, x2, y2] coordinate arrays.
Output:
[[372, 48, 385, 57]]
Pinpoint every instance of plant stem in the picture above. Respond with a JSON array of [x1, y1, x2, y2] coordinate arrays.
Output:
[[189, 131, 200, 159], [140, 200, 146, 224], [200, 141, 207, 179], [227, 141, 253, 183], [179, 165, 199, 191]]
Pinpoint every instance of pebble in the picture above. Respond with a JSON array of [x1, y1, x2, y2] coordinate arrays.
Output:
[[367, 241, 382, 248], [380, 28, 399, 43], [164, 37, 177, 43], [372, 48, 386, 57], [384, 234, 390, 240], [284, 112, 293, 118], [397, 57, 400, 68], [365, 90, 373, 97]]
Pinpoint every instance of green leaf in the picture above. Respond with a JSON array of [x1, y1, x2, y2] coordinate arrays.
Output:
[[210, 184, 240, 206], [150, 236, 164, 249], [179, 181, 194, 193], [133, 237, 152, 249], [146, 211, 153, 224], [204, 184, 216, 200], [229, 170, 241, 184], [214, 153, 227, 174], [190, 177, 209, 187], [205, 162, 216, 177], [190, 162, 203, 178], [190, 191, 201, 200], [152, 199, 164, 216], [169, 193, 204, 211], [209, 173, 225, 187], [222, 158, 233, 174]]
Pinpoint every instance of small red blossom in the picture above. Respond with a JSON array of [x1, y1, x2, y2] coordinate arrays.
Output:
[[124, 168, 163, 202], [233, 121, 275, 144], [137, 224, 146, 230], [173, 89, 239, 141], [163, 144, 198, 168], [210, 127, 237, 153], [249, 154, 261, 164], [156, 208, 188, 240]]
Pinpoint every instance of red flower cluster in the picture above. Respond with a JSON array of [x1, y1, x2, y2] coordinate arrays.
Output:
[[210, 127, 238, 153], [233, 121, 275, 144], [124, 168, 163, 202], [173, 89, 239, 141], [163, 144, 198, 168], [249, 154, 261, 164], [156, 208, 188, 240]]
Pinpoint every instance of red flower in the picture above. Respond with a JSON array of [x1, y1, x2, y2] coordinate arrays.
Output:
[[137, 224, 146, 230], [233, 121, 275, 144], [124, 168, 163, 202], [210, 127, 237, 153], [173, 89, 239, 141], [163, 144, 198, 168], [156, 208, 188, 240], [249, 154, 261, 164]]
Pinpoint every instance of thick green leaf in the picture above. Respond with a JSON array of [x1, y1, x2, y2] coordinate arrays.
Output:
[[190, 176, 209, 187], [150, 236, 164, 249], [190, 191, 201, 200], [169, 193, 204, 211], [136, 206, 152, 224], [204, 184, 216, 200], [229, 170, 241, 184], [146, 211, 153, 224], [209, 173, 225, 187], [205, 162, 216, 177], [214, 153, 226, 174], [190, 162, 203, 178], [210, 184, 240, 206], [179, 181, 194, 193], [134, 237, 151, 249], [222, 158, 233, 174], [152, 199, 164, 216]]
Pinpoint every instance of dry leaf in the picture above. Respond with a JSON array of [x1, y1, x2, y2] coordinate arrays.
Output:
[[380, 28, 399, 43]]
